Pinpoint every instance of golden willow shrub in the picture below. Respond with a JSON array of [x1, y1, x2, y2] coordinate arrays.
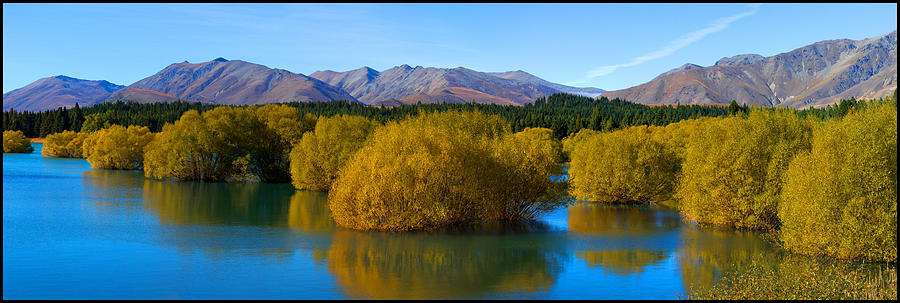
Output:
[[676, 109, 813, 230], [245, 105, 318, 182], [289, 114, 379, 191], [41, 130, 89, 158], [143, 107, 288, 182], [569, 125, 681, 203], [3, 130, 33, 153], [651, 117, 718, 158], [328, 111, 568, 231], [561, 128, 599, 162], [82, 125, 155, 170], [779, 101, 897, 262]]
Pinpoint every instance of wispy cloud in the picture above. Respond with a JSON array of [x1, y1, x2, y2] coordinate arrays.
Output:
[[569, 4, 760, 85]]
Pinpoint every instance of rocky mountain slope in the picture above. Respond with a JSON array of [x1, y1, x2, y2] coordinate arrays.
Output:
[[3, 76, 124, 111], [602, 30, 897, 107], [111, 58, 357, 105], [311, 65, 603, 106]]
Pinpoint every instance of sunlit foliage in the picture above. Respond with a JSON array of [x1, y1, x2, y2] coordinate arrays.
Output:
[[569, 125, 681, 203], [289, 114, 379, 191], [80, 112, 113, 133], [41, 130, 88, 158], [3, 130, 33, 153], [676, 110, 813, 230], [143, 106, 303, 182], [82, 125, 155, 170], [561, 128, 600, 162], [328, 110, 568, 231], [779, 100, 897, 262]]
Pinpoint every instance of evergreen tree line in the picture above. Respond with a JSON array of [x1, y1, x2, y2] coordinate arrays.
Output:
[[4, 94, 742, 139], [5, 91, 893, 139]]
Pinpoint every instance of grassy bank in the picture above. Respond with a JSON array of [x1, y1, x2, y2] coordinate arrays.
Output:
[[681, 254, 897, 300]]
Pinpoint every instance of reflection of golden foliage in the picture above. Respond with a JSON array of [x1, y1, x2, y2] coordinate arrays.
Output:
[[677, 227, 778, 291], [287, 190, 335, 233], [576, 250, 668, 275], [82, 168, 147, 201], [325, 230, 565, 299], [141, 180, 294, 226], [567, 202, 679, 236]]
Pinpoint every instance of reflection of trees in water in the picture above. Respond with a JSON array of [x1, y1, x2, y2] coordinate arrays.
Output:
[[137, 179, 315, 261], [576, 250, 669, 275], [141, 179, 295, 226], [287, 190, 335, 233], [82, 168, 146, 200], [325, 222, 568, 299], [677, 227, 780, 292], [567, 202, 680, 236], [567, 202, 679, 274]]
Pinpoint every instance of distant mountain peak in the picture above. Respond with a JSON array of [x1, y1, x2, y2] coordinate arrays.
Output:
[[602, 30, 897, 108], [3, 76, 125, 111], [212, 57, 228, 62], [714, 54, 764, 66]]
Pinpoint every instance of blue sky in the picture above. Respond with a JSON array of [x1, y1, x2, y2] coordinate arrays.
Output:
[[3, 3, 897, 93]]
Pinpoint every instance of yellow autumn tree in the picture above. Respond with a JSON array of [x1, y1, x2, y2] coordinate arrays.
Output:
[[488, 127, 568, 221], [289, 114, 379, 191], [328, 110, 567, 231], [82, 125, 155, 170], [561, 128, 600, 162], [779, 100, 897, 262], [42, 130, 89, 158], [676, 109, 813, 230], [569, 125, 681, 203], [143, 107, 284, 182], [247, 105, 318, 182], [3, 130, 33, 153]]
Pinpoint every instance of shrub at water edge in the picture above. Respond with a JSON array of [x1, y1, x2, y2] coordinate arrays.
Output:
[[41, 130, 89, 158], [289, 114, 379, 191], [328, 111, 567, 231], [82, 125, 155, 170], [569, 125, 680, 203], [3, 130, 33, 153], [143, 107, 286, 182], [561, 128, 600, 162], [676, 110, 812, 230], [779, 101, 897, 262]]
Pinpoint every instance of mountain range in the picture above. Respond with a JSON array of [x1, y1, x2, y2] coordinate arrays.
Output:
[[3, 30, 896, 112], [309, 65, 603, 106], [601, 30, 897, 107]]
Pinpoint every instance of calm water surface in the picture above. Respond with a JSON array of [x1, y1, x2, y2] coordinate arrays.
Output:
[[3, 143, 781, 299]]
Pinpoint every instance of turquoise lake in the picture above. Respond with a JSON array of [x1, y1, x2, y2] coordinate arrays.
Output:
[[3, 143, 781, 299]]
